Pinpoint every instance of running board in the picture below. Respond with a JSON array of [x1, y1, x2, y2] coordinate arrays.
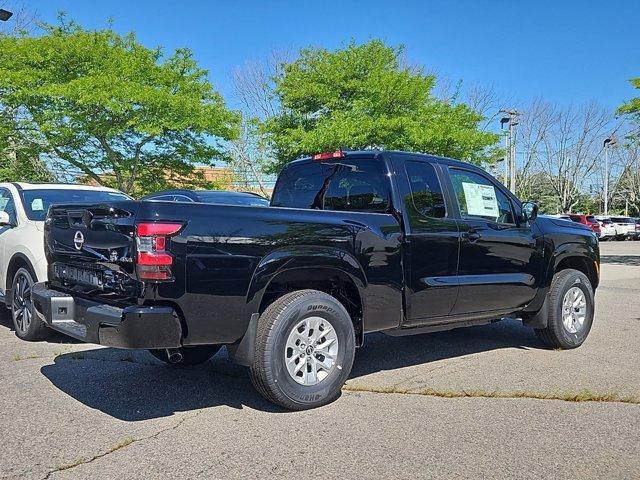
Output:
[[382, 317, 502, 337]]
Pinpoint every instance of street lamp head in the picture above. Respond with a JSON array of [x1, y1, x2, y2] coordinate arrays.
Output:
[[500, 117, 510, 129], [604, 135, 618, 147], [0, 9, 13, 21]]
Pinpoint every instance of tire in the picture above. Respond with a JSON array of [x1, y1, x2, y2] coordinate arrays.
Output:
[[534, 268, 594, 349], [250, 289, 355, 410], [148, 345, 222, 366], [11, 267, 50, 341]]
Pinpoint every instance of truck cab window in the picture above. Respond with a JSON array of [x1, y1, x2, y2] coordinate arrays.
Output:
[[405, 161, 446, 218], [272, 159, 390, 213], [449, 169, 515, 224]]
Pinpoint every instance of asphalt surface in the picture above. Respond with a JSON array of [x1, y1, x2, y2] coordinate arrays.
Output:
[[1, 241, 639, 479]]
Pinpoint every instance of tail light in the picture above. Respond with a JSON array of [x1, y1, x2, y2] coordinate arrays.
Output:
[[135, 222, 183, 281]]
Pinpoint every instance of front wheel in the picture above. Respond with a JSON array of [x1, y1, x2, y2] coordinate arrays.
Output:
[[534, 268, 594, 349], [250, 289, 355, 410], [11, 267, 50, 341]]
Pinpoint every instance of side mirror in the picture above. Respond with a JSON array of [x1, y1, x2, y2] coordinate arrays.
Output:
[[521, 201, 538, 223], [0, 211, 11, 226]]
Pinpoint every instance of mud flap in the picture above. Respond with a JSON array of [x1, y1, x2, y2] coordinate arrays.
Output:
[[522, 292, 549, 329], [227, 313, 259, 366]]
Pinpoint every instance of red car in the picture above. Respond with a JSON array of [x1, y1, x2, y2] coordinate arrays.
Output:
[[569, 214, 601, 237]]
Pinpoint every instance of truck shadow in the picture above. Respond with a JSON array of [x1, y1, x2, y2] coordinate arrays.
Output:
[[39, 319, 541, 420]]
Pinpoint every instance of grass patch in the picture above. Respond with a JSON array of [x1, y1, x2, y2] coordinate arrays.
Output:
[[342, 384, 640, 404], [105, 436, 134, 454], [12, 352, 40, 361], [54, 458, 85, 472], [53, 437, 135, 474]]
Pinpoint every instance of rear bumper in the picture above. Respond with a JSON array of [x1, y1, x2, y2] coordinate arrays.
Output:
[[31, 282, 182, 349]]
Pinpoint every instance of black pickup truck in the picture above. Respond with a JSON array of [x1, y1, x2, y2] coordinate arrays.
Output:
[[30, 150, 599, 410]]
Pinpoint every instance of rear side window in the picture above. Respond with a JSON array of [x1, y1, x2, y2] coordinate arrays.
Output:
[[449, 169, 515, 224], [586, 216, 596, 223], [272, 159, 390, 213], [404, 161, 445, 218]]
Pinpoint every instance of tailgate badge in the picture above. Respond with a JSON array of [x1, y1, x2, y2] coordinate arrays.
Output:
[[74, 231, 84, 251]]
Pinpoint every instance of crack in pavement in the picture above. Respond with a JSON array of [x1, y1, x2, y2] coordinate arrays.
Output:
[[41, 411, 201, 480], [343, 384, 640, 404]]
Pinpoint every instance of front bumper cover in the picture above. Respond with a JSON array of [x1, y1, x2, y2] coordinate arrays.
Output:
[[31, 282, 182, 349]]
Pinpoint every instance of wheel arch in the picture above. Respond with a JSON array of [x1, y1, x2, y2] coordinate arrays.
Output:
[[6, 252, 38, 291], [231, 248, 367, 366], [523, 244, 598, 329], [551, 246, 599, 291]]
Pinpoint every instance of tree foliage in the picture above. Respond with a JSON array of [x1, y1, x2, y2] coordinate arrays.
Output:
[[262, 40, 500, 172], [618, 78, 640, 120], [0, 17, 240, 195]]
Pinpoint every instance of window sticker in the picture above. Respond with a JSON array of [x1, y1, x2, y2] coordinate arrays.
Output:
[[0, 198, 8, 211], [31, 198, 44, 211], [462, 182, 499, 217]]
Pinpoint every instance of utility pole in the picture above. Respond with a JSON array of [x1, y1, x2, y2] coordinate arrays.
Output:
[[500, 110, 520, 193], [603, 135, 617, 215]]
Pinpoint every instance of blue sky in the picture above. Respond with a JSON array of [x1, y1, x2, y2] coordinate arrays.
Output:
[[24, 0, 640, 114]]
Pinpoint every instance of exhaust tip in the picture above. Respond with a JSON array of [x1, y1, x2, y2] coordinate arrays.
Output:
[[166, 348, 182, 364]]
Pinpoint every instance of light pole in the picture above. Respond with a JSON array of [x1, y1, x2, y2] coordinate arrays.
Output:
[[0, 9, 13, 21], [603, 135, 617, 215], [500, 110, 520, 193]]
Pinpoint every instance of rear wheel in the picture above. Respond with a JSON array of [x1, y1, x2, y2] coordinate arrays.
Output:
[[11, 267, 50, 341], [250, 289, 355, 410], [148, 345, 221, 366], [534, 268, 594, 349]]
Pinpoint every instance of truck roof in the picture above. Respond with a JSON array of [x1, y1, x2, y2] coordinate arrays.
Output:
[[290, 150, 485, 172]]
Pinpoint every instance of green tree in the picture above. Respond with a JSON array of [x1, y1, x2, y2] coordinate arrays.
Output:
[[618, 78, 640, 120], [0, 17, 240, 195], [262, 40, 499, 172]]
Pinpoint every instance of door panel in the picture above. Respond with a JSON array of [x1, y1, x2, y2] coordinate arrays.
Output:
[[453, 219, 538, 313], [446, 168, 540, 315], [392, 155, 460, 324], [0, 188, 17, 294]]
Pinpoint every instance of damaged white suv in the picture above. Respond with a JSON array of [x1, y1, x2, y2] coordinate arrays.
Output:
[[0, 182, 129, 340]]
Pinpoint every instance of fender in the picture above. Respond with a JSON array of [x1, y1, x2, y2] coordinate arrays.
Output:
[[245, 245, 368, 313], [523, 241, 598, 329], [230, 247, 368, 366], [4, 251, 39, 305]]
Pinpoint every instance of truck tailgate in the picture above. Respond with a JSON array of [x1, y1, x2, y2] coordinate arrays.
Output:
[[44, 201, 142, 302]]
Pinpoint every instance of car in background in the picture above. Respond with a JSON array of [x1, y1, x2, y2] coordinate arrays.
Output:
[[594, 216, 617, 240], [0, 182, 130, 340], [568, 214, 601, 238], [634, 218, 640, 240], [548, 214, 572, 220], [142, 189, 270, 207], [610, 216, 636, 240]]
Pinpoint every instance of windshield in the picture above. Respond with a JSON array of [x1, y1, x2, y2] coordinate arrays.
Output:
[[21, 189, 131, 221], [196, 192, 270, 206]]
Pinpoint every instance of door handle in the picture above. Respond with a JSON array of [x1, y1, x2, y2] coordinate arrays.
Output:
[[463, 228, 481, 242]]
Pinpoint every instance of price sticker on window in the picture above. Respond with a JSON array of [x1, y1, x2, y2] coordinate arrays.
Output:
[[462, 182, 499, 218], [31, 198, 44, 211]]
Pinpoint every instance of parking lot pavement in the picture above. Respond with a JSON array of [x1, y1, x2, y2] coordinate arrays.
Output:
[[1, 241, 639, 479]]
